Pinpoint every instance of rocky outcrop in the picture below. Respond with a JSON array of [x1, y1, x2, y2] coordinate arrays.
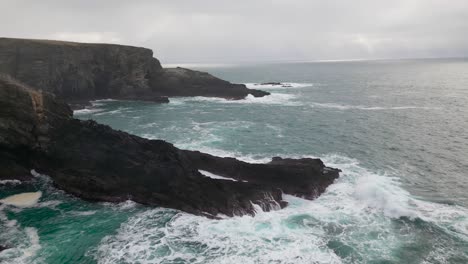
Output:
[[40, 119, 286, 216], [0, 75, 72, 180], [152, 67, 269, 98], [255, 82, 293, 88], [183, 151, 340, 199], [0, 75, 339, 217], [0, 38, 268, 107]]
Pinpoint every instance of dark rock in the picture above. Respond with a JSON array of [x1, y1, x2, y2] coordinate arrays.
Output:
[[247, 88, 270, 98], [260, 82, 283, 86], [0, 38, 161, 102], [0, 76, 282, 216], [40, 119, 284, 216], [184, 151, 340, 199], [152, 67, 269, 99], [257, 82, 293, 88], [0, 74, 72, 181], [0, 75, 338, 217], [0, 244, 8, 252], [0, 38, 269, 107]]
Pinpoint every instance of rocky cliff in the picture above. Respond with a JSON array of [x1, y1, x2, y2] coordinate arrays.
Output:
[[0, 38, 268, 107], [0, 75, 339, 217]]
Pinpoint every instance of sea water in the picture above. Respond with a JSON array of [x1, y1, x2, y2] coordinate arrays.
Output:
[[1, 58, 468, 263]]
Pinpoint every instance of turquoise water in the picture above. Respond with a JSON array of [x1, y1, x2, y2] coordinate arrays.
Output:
[[1, 59, 468, 263]]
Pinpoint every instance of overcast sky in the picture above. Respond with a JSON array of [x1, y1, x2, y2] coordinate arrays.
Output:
[[1, 0, 468, 63]]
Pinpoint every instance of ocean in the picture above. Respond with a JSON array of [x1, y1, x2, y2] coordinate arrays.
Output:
[[1, 58, 468, 263]]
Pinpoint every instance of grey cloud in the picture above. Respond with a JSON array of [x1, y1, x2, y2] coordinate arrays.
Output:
[[1, 0, 467, 63]]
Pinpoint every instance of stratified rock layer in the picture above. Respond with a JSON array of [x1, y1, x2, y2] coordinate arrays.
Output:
[[0, 75, 339, 217], [0, 38, 268, 107]]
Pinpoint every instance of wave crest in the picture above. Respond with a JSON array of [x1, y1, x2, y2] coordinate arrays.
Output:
[[245, 82, 313, 89], [92, 152, 468, 263]]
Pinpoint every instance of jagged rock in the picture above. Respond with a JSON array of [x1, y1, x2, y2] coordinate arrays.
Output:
[[152, 67, 269, 99], [0, 75, 339, 217], [42, 119, 287, 216], [0, 38, 269, 106], [0, 75, 72, 180], [184, 151, 340, 199]]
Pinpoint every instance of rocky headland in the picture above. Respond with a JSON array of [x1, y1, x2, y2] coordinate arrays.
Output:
[[0, 75, 340, 217], [0, 37, 269, 109]]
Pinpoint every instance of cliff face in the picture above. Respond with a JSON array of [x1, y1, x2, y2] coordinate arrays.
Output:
[[0, 75, 339, 217], [0, 75, 72, 180], [0, 38, 268, 105], [0, 38, 163, 103]]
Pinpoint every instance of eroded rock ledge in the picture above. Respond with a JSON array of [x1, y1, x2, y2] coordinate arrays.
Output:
[[0, 76, 339, 217], [0, 37, 268, 109]]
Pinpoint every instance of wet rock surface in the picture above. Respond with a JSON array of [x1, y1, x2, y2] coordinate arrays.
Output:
[[184, 151, 340, 199], [0, 74, 338, 217]]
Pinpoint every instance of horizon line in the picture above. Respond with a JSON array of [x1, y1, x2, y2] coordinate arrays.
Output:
[[162, 56, 467, 68]]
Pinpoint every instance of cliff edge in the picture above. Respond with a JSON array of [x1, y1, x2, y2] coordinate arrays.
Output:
[[0, 38, 268, 108]]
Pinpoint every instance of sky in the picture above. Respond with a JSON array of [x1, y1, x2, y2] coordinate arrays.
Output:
[[1, 0, 468, 63]]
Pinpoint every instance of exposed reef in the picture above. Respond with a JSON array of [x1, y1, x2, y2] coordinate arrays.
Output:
[[256, 82, 293, 87], [0, 37, 269, 108], [0, 75, 339, 217]]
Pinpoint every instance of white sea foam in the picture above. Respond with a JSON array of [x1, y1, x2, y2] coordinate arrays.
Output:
[[310, 102, 439, 111], [101, 200, 139, 211], [239, 93, 301, 105], [72, 210, 97, 216], [0, 209, 41, 264], [169, 93, 301, 106], [30, 169, 42, 178], [34, 200, 62, 209], [30, 170, 54, 185], [73, 108, 105, 115], [198, 170, 245, 182], [244, 82, 313, 89], [0, 179, 21, 185], [93, 107, 131, 116], [92, 99, 118, 103], [0, 204, 17, 228], [155, 138, 464, 225], [73, 99, 119, 115], [93, 152, 468, 263], [20, 228, 41, 262]]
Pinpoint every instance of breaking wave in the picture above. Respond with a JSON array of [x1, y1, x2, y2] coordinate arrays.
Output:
[[0, 205, 42, 264], [244, 82, 313, 89], [0, 180, 22, 185], [310, 102, 440, 111], [73, 108, 105, 115], [72, 99, 120, 116], [92, 152, 468, 264], [169, 93, 301, 106]]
